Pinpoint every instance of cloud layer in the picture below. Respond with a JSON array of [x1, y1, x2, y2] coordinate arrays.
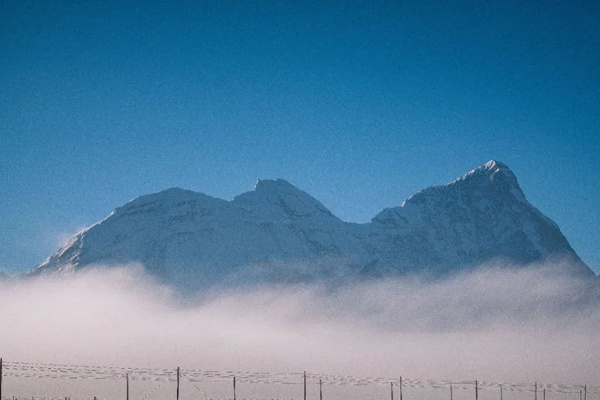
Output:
[[1, 263, 599, 398]]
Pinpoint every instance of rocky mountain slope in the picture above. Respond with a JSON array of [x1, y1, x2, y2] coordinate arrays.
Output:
[[29, 161, 594, 289]]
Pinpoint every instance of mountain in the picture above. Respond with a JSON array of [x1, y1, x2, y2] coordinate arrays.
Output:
[[29, 161, 595, 289], [369, 161, 591, 276]]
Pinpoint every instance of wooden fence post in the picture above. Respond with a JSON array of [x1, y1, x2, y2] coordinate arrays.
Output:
[[234, 376, 237, 400], [304, 371, 307, 400], [177, 367, 180, 400], [400, 376, 403, 400], [320, 379, 323, 400]]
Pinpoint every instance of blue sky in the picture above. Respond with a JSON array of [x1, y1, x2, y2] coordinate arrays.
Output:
[[1, 0, 599, 275]]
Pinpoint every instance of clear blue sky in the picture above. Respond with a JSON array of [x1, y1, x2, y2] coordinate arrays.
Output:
[[1, 0, 599, 275]]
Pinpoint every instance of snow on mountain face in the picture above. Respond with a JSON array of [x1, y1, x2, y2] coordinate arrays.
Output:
[[30, 180, 366, 289], [370, 161, 591, 276], [29, 161, 595, 290]]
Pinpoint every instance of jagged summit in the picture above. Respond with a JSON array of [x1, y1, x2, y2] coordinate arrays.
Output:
[[458, 160, 521, 189], [254, 178, 297, 192], [234, 178, 306, 202], [233, 178, 338, 221], [482, 159, 509, 171], [461, 159, 515, 182], [401, 160, 525, 207], [29, 162, 595, 288]]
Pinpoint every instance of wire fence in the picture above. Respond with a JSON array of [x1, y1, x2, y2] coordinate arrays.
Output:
[[1, 359, 598, 400]]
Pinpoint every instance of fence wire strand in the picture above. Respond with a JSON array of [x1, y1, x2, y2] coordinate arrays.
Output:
[[1, 360, 598, 398]]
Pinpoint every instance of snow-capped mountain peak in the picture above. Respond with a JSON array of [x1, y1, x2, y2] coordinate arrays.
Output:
[[400, 159, 525, 208], [254, 178, 297, 192], [233, 179, 338, 221], [462, 159, 523, 193], [464, 159, 517, 182], [118, 187, 225, 211]]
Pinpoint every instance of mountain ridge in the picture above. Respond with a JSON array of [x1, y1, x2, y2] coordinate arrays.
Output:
[[29, 160, 595, 289]]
